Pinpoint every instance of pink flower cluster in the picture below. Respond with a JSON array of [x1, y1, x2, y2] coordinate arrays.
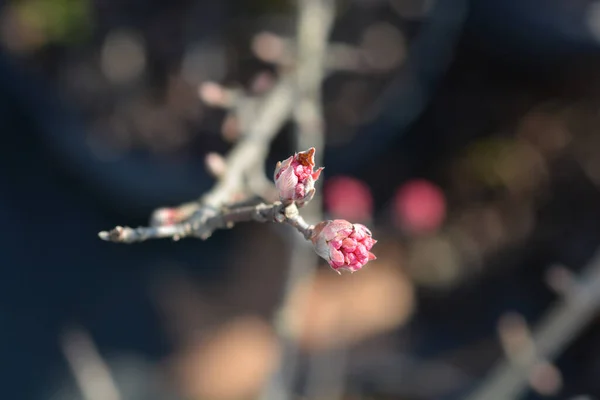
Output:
[[274, 147, 324, 205], [311, 220, 377, 273], [273, 147, 376, 273]]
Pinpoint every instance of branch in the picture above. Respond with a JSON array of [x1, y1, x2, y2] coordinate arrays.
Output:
[[99, 202, 313, 243], [144, 0, 341, 235], [102, 72, 296, 236], [98, 3, 339, 399], [464, 249, 600, 400], [203, 76, 295, 208], [252, 32, 370, 74], [260, 1, 336, 400], [61, 327, 121, 400]]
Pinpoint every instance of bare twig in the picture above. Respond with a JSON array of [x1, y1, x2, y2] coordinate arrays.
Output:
[[141, 0, 341, 237], [101, 72, 297, 237], [99, 2, 336, 400], [293, 1, 338, 399], [99, 202, 313, 243], [252, 32, 368, 73], [465, 248, 600, 400], [203, 77, 294, 207], [60, 327, 121, 400]]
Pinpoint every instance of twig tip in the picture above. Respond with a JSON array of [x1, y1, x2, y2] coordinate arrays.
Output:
[[97, 226, 128, 243]]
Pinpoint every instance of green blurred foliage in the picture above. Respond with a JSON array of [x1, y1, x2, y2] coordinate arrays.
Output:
[[14, 0, 92, 45], [463, 137, 543, 190]]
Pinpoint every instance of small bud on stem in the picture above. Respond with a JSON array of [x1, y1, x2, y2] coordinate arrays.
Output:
[[311, 219, 377, 273], [274, 147, 324, 206], [98, 147, 376, 274]]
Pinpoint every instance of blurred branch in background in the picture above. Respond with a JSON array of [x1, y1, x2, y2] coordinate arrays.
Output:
[[465, 250, 600, 400], [60, 328, 121, 400], [260, 1, 335, 400], [97, 0, 340, 399]]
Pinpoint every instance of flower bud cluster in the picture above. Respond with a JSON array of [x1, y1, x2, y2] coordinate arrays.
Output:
[[274, 148, 376, 273]]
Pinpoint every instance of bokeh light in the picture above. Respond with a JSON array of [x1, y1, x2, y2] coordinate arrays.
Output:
[[393, 179, 446, 235], [101, 29, 146, 84], [324, 176, 374, 222], [172, 316, 279, 400]]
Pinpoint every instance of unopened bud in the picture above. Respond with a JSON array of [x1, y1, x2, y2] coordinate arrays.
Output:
[[311, 219, 377, 273], [273, 147, 324, 206]]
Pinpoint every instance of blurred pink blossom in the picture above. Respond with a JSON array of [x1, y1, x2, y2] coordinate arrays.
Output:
[[311, 219, 377, 273], [394, 179, 446, 234], [274, 147, 324, 205], [324, 176, 373, 222]]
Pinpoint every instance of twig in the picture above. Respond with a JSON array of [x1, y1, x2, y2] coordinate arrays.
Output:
[[465, 248, 600, 400], [293, 0, 340, 399], [100, 73, 297, 238], [253, 32, 364, 73], [60, 327, 121, 400], [99, 202, 313, 242], [202, 76, 295, 208], [144, 0, 342, 234], [98, 2, 336, 400]]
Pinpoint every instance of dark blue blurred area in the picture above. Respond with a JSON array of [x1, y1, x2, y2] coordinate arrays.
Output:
[[0, 54, 232, 397], [4, 0, 600, 399]]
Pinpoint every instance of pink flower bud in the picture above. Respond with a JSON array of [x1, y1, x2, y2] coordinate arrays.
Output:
[[274, 147, 324, 205], [311, 219, 377, 273]]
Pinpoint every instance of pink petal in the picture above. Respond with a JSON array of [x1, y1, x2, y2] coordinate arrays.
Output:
[[331, 258, 346, 268], [312, 167, 324, 181], [295, 182, 306, 198], [355, 243, 368, 258], [275, 165, 299, 200], [322, 220, 353, 240], [361, 237, 377, 250], [351, 224, 372, 240], [345, 252, 357, 265], [294, 164, 309, 180], [330, 238, 343, 250], [341, 238, 356, 252], [348, 265, 362, 272], [330, 248, 345, 265], [274, 156, 293, 180], [356, 253, 368, 265]]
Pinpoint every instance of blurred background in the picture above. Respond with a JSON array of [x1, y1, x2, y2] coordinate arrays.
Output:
[[4, 0, 600, 399]]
